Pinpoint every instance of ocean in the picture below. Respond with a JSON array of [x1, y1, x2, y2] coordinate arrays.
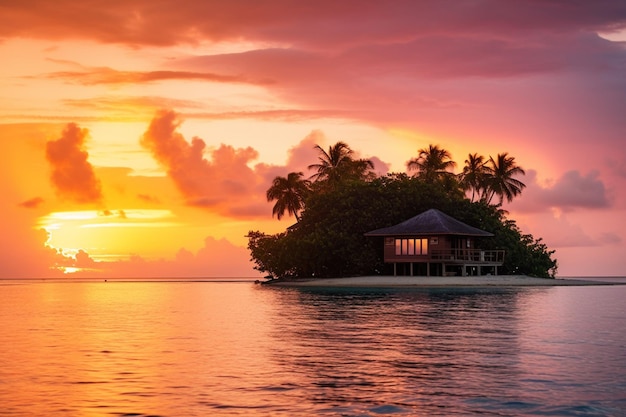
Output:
[[1, 278, 625, 416]]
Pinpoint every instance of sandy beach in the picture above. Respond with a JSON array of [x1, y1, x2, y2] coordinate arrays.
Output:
[[264, 275, 619, 287]]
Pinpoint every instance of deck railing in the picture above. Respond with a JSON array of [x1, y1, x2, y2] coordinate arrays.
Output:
[[430, 249, 505, 264]]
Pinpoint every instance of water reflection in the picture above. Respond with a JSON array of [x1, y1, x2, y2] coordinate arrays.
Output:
[[1, 282, 624, 416], [266, 287, 527, 415], [0, 282, 279, 416]]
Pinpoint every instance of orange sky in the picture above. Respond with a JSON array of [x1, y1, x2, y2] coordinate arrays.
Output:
[[1, 1, 625, 278]]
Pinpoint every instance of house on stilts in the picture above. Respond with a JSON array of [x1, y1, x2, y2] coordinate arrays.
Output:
[[365, 208, 504, 277]]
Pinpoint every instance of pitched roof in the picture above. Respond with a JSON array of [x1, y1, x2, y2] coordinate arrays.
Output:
[[364, 208, 493, 237]]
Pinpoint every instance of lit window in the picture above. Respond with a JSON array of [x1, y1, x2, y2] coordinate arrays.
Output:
[[394, 238, 429, 255]]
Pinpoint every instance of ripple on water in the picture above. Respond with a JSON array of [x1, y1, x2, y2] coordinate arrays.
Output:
[[1, 282, 625, 416]]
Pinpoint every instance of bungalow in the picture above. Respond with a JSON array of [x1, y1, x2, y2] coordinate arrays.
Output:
[[364, 208, 504, 277]]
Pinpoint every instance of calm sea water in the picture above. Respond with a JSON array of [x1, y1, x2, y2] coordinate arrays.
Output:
[[1, 278, 625, 416]]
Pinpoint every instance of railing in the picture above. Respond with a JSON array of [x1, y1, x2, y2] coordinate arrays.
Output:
[[430, 249, 505, 264]]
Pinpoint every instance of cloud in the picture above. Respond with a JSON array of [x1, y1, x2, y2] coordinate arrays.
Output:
[[74, 249, 96, 267], [140, 109, 269, 216], [63, 96, 204, 113], [173, 34, 626, 154], [18, 197, 44, 209], [140, 110, 389, 217], [370, 156, 391, 177], [187, 109, 355, 122], [512, 170, 610, 213], [0, 210, 73, 278], [61, 96, 349, 124], [2, 1, 625, 47], [46, 67, 271, 86], [546, 170, 610, 209], [285, 129, 327, 172], [524, 214, 595, 248], [45, 123, 103, 204], [277, 128, 388, 177]]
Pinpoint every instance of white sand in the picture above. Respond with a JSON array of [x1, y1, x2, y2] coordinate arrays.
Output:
[[265, 275, 618, 287]]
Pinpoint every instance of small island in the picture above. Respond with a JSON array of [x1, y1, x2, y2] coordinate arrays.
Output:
[[248, 143, 558, 283], [262, 275, 615, 288]]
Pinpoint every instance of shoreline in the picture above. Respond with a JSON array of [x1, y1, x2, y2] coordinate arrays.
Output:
[[263, 275, 622, 288]]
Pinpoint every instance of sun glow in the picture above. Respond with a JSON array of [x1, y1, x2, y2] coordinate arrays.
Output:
[[38, 209, 183, 261], [38, 209, 175, 229]]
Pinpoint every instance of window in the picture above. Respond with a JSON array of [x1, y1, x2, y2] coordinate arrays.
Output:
[[395, 238, 429, 255]]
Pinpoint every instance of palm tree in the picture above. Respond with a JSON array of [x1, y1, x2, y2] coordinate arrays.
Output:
[[459, 153, 488, 202], [308, 141, 374, 185], [482, 153, 526, 205], [266, 172, 310, 221], [407, 144, 457, 183]]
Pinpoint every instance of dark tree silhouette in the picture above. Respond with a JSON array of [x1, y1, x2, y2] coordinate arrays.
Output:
[[407, 144, 457, 184], [459, 153, 488, 202], [308, 141, 374, 185], [483, 153, 526, 204], [266, 172, 310, 221]]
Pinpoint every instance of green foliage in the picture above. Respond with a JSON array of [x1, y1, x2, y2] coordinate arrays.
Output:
[[249, 142, 555, 279], [248, 174, 557, 278]]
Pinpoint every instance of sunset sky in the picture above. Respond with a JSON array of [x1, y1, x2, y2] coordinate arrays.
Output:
[[1, 1, 625, 278]]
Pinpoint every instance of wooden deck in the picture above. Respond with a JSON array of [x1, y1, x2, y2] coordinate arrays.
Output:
[[430, 249, 504, 265]]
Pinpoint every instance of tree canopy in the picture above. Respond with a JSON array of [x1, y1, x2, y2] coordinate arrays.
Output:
[[308, 141, 375, 187], [266, 172, 309, 221], [250, 142, 556, 279]]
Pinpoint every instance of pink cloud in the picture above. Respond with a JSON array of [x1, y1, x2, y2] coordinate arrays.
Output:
[[544, 170, 610, 209], [522, 214, 595, 248], [253, 128, 388, 184], [0, 218, 72, 278], [45, 123, 103, 204], [140, 109, 272, 217], [46, 67, 271, 86], [140, 110, 389, 217], [286, 130, 326, 171], [512, 170, 610, 213], [2, 1, 625, 47], [63, 96, 204, 113]]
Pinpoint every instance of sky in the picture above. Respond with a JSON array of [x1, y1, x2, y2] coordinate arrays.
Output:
[[1, 0, 625, 278]]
